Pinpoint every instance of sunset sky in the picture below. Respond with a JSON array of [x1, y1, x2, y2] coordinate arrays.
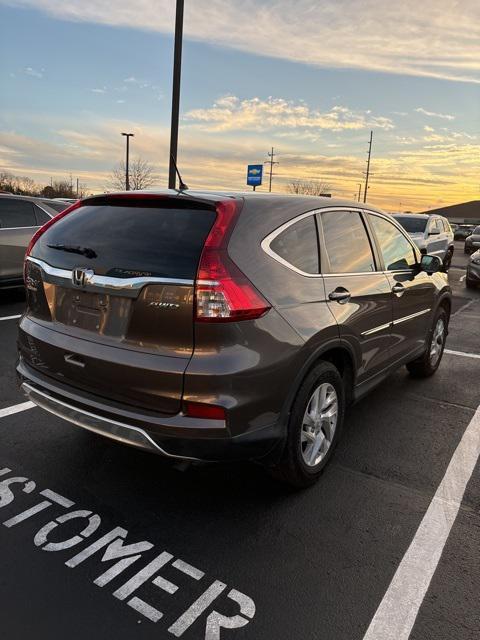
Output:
[[1, 0, 479, 211]]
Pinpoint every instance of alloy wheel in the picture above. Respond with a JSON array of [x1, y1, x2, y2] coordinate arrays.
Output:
[[301, 383, 338, 467], [430, 317, 445, 367]]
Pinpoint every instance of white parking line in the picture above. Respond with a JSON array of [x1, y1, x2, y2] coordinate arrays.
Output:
[[0, 314, 21, 322], [459, 274, 466, 282], [363, 404, 480, 640], [445, 348, 480, 360], [0, 401, 35, 418]]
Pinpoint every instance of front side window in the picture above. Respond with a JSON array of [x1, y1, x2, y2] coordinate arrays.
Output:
[[0, 198, 36, 228], [320, 210, 375, 273], [369, 214, 417, 271], [269, 215, 319, 274]]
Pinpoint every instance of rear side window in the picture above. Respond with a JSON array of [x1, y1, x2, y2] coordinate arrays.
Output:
[[369, 214, 417, 271], [269, 215, 319, 274], [35, 206, 51, 225], [0, 198, 36, 228], [42, 200, 68, 213], [32, 203, 216, 279], [320, 210, 375, 273]]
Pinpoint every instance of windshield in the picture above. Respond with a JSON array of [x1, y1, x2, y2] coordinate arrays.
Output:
[[394, 216, 427, 233]]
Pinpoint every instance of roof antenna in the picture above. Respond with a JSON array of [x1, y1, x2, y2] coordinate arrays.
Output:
[[170, 154, 188, 191]]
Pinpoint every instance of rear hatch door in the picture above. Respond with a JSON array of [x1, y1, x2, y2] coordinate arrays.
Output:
[[21, 195, 217, 413]]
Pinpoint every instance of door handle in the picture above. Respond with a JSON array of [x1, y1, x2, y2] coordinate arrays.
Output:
[[392, 283, 405, 295], [328, 288, 351, 304]]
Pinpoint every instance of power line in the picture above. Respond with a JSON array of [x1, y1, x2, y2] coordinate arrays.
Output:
[[264, 147, 279, 193], [363, 130, 373, 203]]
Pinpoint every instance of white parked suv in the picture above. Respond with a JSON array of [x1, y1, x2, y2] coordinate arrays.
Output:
[[392, 214, 454, 271]]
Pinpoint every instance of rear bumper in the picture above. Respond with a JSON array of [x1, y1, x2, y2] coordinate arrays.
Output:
[[17, 359, 282, 463]]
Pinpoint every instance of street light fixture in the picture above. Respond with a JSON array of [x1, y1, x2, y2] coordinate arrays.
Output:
[[168, 0, 185, 190], [121, 132, 134, 191]]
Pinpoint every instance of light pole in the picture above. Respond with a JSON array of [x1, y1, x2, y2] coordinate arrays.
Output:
[[168, 0, 185, 190], [357, 183, 362, 202], [121, 132, 134, 191]]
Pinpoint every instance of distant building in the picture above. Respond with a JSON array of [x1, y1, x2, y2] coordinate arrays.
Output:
[[420, 200, 480, 224]]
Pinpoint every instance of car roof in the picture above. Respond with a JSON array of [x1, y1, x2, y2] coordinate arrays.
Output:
[[392, 213, 430, 220], [81, 189, 386, 214], [0, 193, 54, 205]]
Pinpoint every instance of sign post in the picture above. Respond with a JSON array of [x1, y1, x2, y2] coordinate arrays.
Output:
[[247, 165, 263, 191]]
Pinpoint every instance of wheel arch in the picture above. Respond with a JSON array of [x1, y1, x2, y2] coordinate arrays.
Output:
[[281, 340, 356, 428]]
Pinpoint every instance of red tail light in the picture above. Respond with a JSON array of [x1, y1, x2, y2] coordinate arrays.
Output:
[[195, 200, 271, 322], [25, 200, 82, 258]]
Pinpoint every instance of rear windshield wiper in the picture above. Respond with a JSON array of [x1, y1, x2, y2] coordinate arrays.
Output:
[[47, 244, 97, 259]]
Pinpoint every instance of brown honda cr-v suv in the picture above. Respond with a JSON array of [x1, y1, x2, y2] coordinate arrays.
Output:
[[17, 191, 451, 487]]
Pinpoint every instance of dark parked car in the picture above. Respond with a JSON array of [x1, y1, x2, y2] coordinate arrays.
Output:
[[17, 192, 452, 487], [454, 225, 475, 240], [466, 250, 480, 288], [464, 225, 480, 254], [0, 194, 68, 288]]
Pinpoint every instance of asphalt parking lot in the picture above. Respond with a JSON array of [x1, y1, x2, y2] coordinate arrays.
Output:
[[1, 241, 479, 640]]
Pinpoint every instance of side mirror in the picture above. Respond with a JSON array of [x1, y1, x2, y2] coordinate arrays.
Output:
[[420, 254, 442, 274], [429, 228, 440, 236]]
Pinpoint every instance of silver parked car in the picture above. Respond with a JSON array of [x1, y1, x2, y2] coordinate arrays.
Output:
[[392, 214, 454, 271], [0, 195, 67, 288]]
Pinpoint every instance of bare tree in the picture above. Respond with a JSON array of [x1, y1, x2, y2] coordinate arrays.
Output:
[[0, 171, 40, 196], [107, 157, 157, 191], [287, 179, 332, 196]]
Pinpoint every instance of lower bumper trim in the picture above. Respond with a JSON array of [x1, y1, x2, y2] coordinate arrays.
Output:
[[21, 382, 205, 462]]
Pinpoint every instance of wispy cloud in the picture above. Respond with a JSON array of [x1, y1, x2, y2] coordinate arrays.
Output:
[[184, 96, 395, 133], [5, 0, 480, 83], [415, 107, 455, 120], [1, 113, 477, 211], [23, 66, 44, 78], [91, 87, 107, 94]]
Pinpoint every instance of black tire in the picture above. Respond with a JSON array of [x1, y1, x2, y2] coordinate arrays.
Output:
[[442, 250, 453, 272], [271, 361, 345, 488], [466, 278, 476, 290], [406, 307, 448, 378]]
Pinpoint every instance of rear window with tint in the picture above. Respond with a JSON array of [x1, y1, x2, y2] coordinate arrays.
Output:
[[270, 215, 319, 274], [32, 202, 216, 279]]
